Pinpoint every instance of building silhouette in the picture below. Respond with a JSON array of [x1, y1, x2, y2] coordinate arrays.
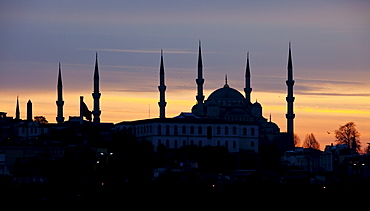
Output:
[[116, 42, 295, 152], [2, 42, 295, 153]]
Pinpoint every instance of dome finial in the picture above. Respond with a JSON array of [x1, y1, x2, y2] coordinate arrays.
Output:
[[224, 74, 229, 88]]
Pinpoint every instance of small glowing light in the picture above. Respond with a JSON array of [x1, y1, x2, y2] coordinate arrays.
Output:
[[101, 182, 104, 186], [212, 184, 215, 188], [110, 153, 113, 155], [100, 153, 104, 155], [96, 161, 99, 163]]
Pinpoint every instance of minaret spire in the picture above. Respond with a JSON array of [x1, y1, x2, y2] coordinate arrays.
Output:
[[15, 96, 20, 120], [195, 40, 205, 116], [244, 52, 252, 102], [92, 52, 101, 123], [286, 42, 295, 139], [158, 49, 167, 118], [56, 63, 65, 124], [27, 99, 32, 121]]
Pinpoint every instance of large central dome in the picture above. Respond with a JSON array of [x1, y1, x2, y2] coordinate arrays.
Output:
[[207, 85, 245, 101]]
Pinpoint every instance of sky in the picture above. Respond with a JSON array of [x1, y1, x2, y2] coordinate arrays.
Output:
[[1, 0, 369, 150]]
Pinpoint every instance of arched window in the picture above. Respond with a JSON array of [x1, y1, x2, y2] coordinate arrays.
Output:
[[217, 141, 221, 147], [158, 139, 161, 146], [190, 140, 194, 145], [166, 125, 170, 135], [216, 126, 221, 134], [174, 125, 178, 135], [157, 125, 162, 135], [251, 141, 255, 147], [233, 141, 237, 149], [183, 140, 186, 146], [182, 125, 186, 134], [243, 127, 247, 136], [251, 127, 255, 136], [198, 126, 202, 134], [174, 140, 178, 148], [232, 126, 237, 135], [225, 126, 229, 135], [190, 126, 194, 134]]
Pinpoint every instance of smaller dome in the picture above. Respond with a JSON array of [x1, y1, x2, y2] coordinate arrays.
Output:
[[253, 100, 262, 107]]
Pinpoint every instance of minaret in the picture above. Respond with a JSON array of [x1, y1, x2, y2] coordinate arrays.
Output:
[[244, 52, 252, 103], [158, 49, 167, 118], [56, 63, 65, 124], [27, 99, 32, 121], [196, 40, 205, 116], [286, 42, 295, 137], [92, 53, 101, 123], [15, 96, 20, 120]]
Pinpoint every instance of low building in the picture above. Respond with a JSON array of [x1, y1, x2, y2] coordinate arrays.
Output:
[[115, 113, 259, 153], [282, 147, 333, 172]]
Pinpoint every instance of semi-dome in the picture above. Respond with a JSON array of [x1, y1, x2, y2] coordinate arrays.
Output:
[[207, 85, 245, 101]]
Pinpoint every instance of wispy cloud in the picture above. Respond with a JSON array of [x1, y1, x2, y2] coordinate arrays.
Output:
[[80, 48, 218, 55], [296, 78, 364, 85], [295, 92, 370, 97], [80, 48, 194, 54]]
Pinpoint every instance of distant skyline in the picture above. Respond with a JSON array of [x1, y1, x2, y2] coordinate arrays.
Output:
[[1, 0, 369, 150]]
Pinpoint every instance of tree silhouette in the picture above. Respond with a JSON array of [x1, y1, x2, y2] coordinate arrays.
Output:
[[302, 133, 320, 150], [34, 116, 48, 124], [294, 133, 301, 147], [334, 122, 361, 153]]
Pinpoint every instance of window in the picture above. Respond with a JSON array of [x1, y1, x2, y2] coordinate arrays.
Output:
[[199, 140, 202, 147], [157, 125, 162, 135], [251, 141, 255, 147], [243, 127, 247, 136], [225, 126, 229, 135], [217, 141, 221, 147], [182, 125, 186, 134], [183, 140, 186, 146], [174, 125, 178, 135], [190, 140, 194, 145], [190, 126, 194, 134], [198, 126, 202, 134], [251, 127, 255, 136], [232, 126, 237, 135], [225, 141, 228, 149], [233, 141, 237, 149], [216, 126, 221, 134], [174, 140, 178, 148], [166, 125, 170, 135], [158, 139, 162, 146]]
